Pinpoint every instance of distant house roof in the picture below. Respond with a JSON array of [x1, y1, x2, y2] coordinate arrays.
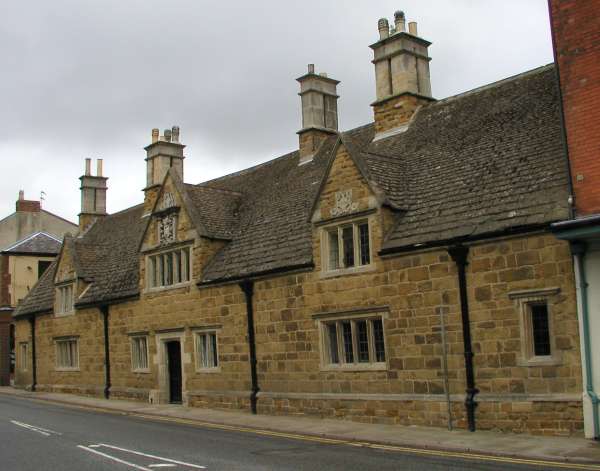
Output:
[[2, 232, 62, 256], [14, 64, 569, 317]]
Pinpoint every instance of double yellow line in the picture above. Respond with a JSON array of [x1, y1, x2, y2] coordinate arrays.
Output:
[[14, 395, 600, 470]]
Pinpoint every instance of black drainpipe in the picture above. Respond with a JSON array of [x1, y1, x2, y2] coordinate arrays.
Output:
[[101, 305, 111, 400], [448, 245, 478, 432], [239, 280, 259, 414], [29, 315, 37, 392]]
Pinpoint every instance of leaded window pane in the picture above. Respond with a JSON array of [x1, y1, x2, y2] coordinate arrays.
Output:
[[357, 320, 369, 362], [372, 319, 386, 362], [359, 223, 370, 265], [327, 323, 339, 364], [341, 321, 354, 363], [328, 231, 340, 270], [531, 304, 551, 356], [342, 226, 354, 267]]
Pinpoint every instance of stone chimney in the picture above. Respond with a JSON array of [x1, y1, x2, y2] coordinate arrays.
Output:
[[79, 158, 108, 232], [15, 190, 41, 213], [143, 126, 185, 213], [370, 11, 434, 139], [297, 64, 340, 164]]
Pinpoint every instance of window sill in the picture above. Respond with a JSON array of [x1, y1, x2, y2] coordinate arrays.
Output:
[[195, 367, 221, 374], [144, 282, 192, 294], [132, 368, 151, 374], [518, 356, 561, 367], [55, 311, 75, 318], [320, 264, 376, 279], [321, 362, 387, 372], [55, 367, 80, 372]]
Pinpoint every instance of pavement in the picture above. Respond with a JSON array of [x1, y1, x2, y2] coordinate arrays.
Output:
[[1, 386, 599, 469]]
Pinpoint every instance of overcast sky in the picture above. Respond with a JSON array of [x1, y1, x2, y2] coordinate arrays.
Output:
[[0, 0, 553, 223]]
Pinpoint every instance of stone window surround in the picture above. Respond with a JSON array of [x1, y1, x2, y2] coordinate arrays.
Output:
[[509, 287, 562, 367], [192, 325, 222, 373], [129, 333, 150, 373], [54, 336, 80, 371], [319, 214, 375, 278], [144, 242, 193, 293], [313, 307, 389, 372], [55, 279, 76, 317], [18, 342, 28, 372]]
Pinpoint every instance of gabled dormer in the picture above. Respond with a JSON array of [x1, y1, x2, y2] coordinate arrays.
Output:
[[140, 171, 197, 293], [310, 134, 398, 277], [139, 158, 241, 293], [53, 236, 85, 316]]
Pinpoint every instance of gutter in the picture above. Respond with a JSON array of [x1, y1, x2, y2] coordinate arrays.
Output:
[[239, 280, 259, 414], [448, 245, 478, 432], [29, 315, 37, 392], [199, 263, 314, 288], [101, 305, 111, 400], [570, 242, 599, 439], [379, 222, 553, 257]]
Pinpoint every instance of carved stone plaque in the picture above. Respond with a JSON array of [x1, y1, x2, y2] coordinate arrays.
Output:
[[330, 190, 358, 217], [158, 214, 176, 245]]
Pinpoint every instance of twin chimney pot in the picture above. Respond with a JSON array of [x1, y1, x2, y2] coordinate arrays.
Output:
[[371, 11, 434, 137], [297, 64, 340, 164], [297, 10, 434, 161], [79, 158, 108, 232]]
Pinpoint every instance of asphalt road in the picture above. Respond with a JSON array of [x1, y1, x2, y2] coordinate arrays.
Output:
[[0, 394, 588, 471]]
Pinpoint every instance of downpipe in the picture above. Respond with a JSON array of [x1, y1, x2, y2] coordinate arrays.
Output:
[[571, 242, 600, 439], [101, 305, 111, 400], [29, 315, 36, 392], [448, 245, 478, 432], [240, 280, 259, 414]]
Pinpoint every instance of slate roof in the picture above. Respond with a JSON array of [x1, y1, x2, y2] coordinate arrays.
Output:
[[2, 232, 62, 255], [13, 64, 569, 316]]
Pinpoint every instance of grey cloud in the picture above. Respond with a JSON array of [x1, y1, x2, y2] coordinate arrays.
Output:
[[0, 0, 553, 220]]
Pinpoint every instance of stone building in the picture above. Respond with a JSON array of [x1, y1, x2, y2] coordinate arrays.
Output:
[[13, 12, 584, 435], [0, 191, 77, 385], [549, 0, 600, 439]]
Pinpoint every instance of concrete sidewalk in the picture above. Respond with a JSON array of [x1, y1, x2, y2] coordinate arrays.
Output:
[[1, 386, 599, 467]]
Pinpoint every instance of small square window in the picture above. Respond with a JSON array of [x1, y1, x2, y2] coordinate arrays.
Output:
[[18, 343, 28, 372], [131, 336, 149, 372], [195, 331, 219, 371], [509, 288, 560, 366], [55, 338, 79, 370]]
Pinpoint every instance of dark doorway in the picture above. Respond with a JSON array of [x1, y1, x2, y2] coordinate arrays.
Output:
[[166, 341, 182, 403]]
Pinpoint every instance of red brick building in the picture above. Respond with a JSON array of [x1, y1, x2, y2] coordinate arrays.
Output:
[[550, 0, 600, 439]]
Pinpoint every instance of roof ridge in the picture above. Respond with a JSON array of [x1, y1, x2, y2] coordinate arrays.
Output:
[[433, 63, 555, 106], [2, 231, 62, 252], [106, 202, 144, 217], [196, 149, 300, 188], [40, 209, 77, 227]]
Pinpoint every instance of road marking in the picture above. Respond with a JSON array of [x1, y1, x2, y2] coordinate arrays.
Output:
[[149, 465, 177, 468], [7, 395, 600, 471], [78, 445, 152, 471], [98, 444, 206, 469], [10, 420, 61, 436]]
